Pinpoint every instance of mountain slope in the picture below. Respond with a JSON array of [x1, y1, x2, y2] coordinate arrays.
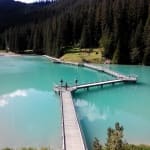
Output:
[[0, 0, 150, 65], [0, 0, 52, 29]]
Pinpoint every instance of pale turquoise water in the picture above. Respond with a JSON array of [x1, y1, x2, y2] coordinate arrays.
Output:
[[0, 56, 111, 149], [73, 65, 150, 149], [0, 56, 150, 149]]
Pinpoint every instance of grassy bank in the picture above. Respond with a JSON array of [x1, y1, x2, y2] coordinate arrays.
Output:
[[60, 48, 103, 63], [124, 144, 150, 150]]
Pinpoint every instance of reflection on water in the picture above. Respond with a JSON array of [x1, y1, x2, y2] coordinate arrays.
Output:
[[0, 89, 27, 107], [75, 99, 107, 121], [0, 88, 60, 149]]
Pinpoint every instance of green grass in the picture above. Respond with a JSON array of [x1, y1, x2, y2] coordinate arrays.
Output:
[[0, 50, 7, 52], [60, 48, 103, 63], [123, 144, 150, 150]]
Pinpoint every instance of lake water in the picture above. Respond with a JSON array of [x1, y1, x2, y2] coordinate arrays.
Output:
[[0, 56, 111, 149], [0, 56, 149, 149], [74, 64, 150, 149]]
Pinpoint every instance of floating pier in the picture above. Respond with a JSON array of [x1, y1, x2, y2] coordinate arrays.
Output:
[[83, 63, 136, 80], [59, 90, 87, 150], [45, 55, 137, 150], [44, 55, 137, 81], [54, 78, 136, 150], [54, 77, 136, 93]]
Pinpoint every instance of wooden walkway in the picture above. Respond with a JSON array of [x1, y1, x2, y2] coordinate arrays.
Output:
[[73, 79, 125, 90], [44, 55, 137, 81], [54, 78, 136, 150], [83, 63, 136, 80], [46, 55, 137, 150], [54, 78, 136, 93], [60, 90, 87, 150]]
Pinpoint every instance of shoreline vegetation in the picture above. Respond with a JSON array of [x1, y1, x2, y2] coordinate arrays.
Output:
[[2, 144, 150, 150], [93, 123, 150, 150], [60, 48, 104, 64]]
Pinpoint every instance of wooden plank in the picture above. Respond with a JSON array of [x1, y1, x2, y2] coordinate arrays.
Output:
[[45, 55, 137, 81], [61, 91, 86, 150], [84, 63, 126, 78], [54, 78, 136, 93], [75, 79, 123, 90]]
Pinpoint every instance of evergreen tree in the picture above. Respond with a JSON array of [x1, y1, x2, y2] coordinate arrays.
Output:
[[106, 122, 124, 150], [143, 15, 150, 65], [130, 21, 144, 64], [80, 24, 90, 48], [0, 0, 149, 65], [93, 137, 102, 150]]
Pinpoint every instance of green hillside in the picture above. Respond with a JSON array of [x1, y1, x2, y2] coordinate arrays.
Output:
[[0, 0, 150, 65]]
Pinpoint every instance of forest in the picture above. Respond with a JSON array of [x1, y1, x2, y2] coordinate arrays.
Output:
[[0, 0, 150, 65]]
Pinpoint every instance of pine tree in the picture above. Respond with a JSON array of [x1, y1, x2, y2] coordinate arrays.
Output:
[[93, 137, 102, 150], [143, 14, 150, 65], [130, 21, 144, 64], [0, 0, 149, 64], [80, 24, 90, 48], [106, 122, 124, 150]]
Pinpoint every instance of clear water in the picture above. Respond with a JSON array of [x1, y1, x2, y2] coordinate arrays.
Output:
[[0, 56, 111, 149], [73, 65, 150, 149], [0, 56, 150, 149]]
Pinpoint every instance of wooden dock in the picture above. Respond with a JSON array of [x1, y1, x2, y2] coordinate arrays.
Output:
[[46, 55, 137, 150], [54, 78, 136, 150], [83, 63, 133, 79], [73, 79, 125, 90], [54, 78, 136, 93], [60, 90, 87, 150], [44, 55, 137, 81]]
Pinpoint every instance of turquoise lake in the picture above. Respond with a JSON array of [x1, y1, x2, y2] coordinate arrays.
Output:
[[0, 56, 150, 149]]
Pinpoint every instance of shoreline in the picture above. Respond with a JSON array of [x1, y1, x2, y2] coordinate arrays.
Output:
[[0, 50, 20, 56]]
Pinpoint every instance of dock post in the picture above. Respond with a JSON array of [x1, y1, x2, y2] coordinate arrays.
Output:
[[60, 79, 63, 87], [75, 79, 78, 87], [65, 82, 68, 90]]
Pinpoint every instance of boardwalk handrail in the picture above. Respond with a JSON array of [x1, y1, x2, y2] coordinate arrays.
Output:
[[60, 91, 66, 150]]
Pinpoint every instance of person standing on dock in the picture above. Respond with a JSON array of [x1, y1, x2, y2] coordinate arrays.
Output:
[[60, 79, 63, 88], [65, 82, 68, 90], [75, 79, 78, 87]]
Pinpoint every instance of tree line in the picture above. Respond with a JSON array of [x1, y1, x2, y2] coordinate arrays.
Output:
[[0, 0, 150, 65]]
